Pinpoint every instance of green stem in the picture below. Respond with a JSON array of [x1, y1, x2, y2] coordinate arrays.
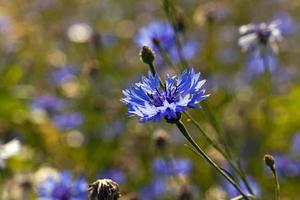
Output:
[[273, 168, 280, 200], [155, 43, 177, 70], [175, 121, 250, 199], [261, 51, 272, 134], [162, 0, 187, 70], [184, 111, 254, 195]]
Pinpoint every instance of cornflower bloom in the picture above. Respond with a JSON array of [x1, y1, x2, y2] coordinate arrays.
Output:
[[31, 94, 65, 114], [38, 171, 88, 200], [292, 133, 300, 153], [100, 168, 126, 185], [52, 112, 84, 130], [272, 155, 300, 179], [223, 176, 260, 198], [135, 21, 198, 64], [238, 21, 282, 54], [139, 178, 166, 200], [50, 66, 77, 86], [121, 68, 209, 123], [152, 157, 192, 176]]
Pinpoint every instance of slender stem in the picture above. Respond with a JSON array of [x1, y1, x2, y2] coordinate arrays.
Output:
[[175, 121, 250, 199], [184, 112, 254, 195], [155, 43, 177, 70], [162, 0, 187, 69], [261, 51, 272, 134], [231, 194, 256, 200], [145, 29, 253, 195], [273, 168, 280, 200]]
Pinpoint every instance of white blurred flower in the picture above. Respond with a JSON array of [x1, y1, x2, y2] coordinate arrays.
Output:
[[0, 139, 21, 168], [67, 23, 93, 43], [238, 21, 282, 54]]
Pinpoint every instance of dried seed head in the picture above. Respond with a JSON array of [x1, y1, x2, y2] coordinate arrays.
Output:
[[140, 46, 155, 65], [152, 129, 170, 149], [264, 154, 275, 171], [88, 179, 121, 200]]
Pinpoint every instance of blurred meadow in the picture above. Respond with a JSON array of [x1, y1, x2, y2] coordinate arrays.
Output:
[[0, 0, 300, 199]]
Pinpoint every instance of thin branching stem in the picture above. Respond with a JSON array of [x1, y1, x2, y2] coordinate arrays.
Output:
[[184, 111, 254, 195], [176, 121, 250, 199]]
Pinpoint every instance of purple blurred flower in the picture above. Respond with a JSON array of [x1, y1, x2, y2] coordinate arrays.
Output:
[[53, 112, 84, 130], [135, 21, 198, 64], [223, 176, 260, 198], [245, 54, 278, 76], [273, 155, 300, 179], [273, 12, 297, 36], [292, 133, 300, 153], [139, 178, 166, 200], [31, 94, 65, 114], [121, 68, 209, 123], [238, 21, 282, 54], [38, 171, 88, 200], [100, 168, 126, 185], [50, 66, 77, 86], [152, 157, 192, 176], [102, 119, 125, 139], [0, 14, 11, 34]]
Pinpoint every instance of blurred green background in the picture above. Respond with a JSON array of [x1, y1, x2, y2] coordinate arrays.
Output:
[[0, 0, 300, 199]]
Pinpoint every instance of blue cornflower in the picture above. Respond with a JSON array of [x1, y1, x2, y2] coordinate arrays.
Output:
[[139, 178, 166, 200], [100, 168, 126, 185], [38, 171, 88, 200], [292, 133, 300, 153], [238, 21, 282, 54], [135, 21, 198, 64], [121, 68, 209, 123], [52, 112, 84, 130], [245, 53, 278, 76], [50, 66, 77, 86], [152, 157, 192, 176], [223, 176, 260, 198], [31, 94, 65, 114], [273, 12, 297, 36], [273, 155, 300, 179]]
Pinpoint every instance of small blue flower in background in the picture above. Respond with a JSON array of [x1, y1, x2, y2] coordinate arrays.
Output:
[[53, 112, 84, 130], [238, 21, 282, 54], [31, 94, 65, 114], [273, 12, 297, 36], [121, 68, 209, 123], [0, 14, 11, 34], [100, 168, 126, 185], [245, 54, 278, 76], [38, 171, 88, 200], [152, 157, 192, 176], [50, 66, 77, 86], [135, 21, 174, 51], [292, 133, 300, 153], [273, 154, 300, 179], [223, 176, 260, 198], [102, 119, 126, 139], [135, 21, 198, 64], [139, 178, 166, 200]]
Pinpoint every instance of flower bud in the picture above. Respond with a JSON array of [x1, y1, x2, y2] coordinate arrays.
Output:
[[88, 179, 121, 200], [264, 154, 275, 172], [140, 46, 155, 65]]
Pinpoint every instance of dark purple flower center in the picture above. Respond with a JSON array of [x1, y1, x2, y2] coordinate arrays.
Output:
[[256, 24, 271, 45], [147, 84, 179, 107], [146, 83, 181, 123], [51, 184, 72, 200]]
